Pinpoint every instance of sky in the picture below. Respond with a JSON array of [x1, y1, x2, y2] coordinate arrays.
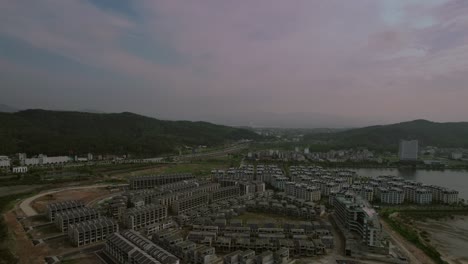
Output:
[[1, 0, 468, 128]]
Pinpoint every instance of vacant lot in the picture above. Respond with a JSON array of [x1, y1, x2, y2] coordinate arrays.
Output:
[[32, 188, 110, 214]]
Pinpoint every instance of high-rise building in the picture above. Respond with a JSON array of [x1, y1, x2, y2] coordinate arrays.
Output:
[[399, 140, 419, 161], [333, 192, 383, 247]]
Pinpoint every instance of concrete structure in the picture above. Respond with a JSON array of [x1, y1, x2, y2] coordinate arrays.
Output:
[[0, 156, 11, 168], [285, 182, 321, 202], [129, 174, 195, 190], [451, 152, 463, 160], [12, 166, 28, 173], [23, 154, 70, 166], [333, 192, 383, 248], [68, 217, 118, 247], [105, 230, 180, 264], [145, 219, 178, 236], [55, 207, 100, 232], [46, 200, 85, 221], [415, 188, 432, 204], [378, 187, 404, 204], [171, 193, 209, 214], [107, 195, 128, 221], [399, 140, 419, 161], [123, 204, 168, 230], [442, 189, 459, 204], [210, 186, 240, 203]]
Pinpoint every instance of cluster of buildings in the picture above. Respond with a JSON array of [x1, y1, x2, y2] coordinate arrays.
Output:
[[246, 148, 378, 163], [37, 164, 460, 263], [46, 200, 118, 247], [285, 166, 459, 205], [366, 175, 459, 205], [98, 173, 304, 264], [306, 149, 376, 163]]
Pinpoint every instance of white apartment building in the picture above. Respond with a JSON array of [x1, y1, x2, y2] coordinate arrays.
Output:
[[0, 156, 11, 168], [399, 140, 419, 161], [23, 154, 70, 166], [442, 190, 459, 204], [415, 189, 432, 204], [378, 187, 405, 204], [285, 183, 321, 202], [12, 166, 28, 173], [403, 186, 416, 203]]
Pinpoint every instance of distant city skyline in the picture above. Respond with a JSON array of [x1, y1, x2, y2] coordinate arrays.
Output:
[[1, 1, 468, 127]]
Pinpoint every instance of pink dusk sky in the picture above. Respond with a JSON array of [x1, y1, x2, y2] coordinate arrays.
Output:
[[1, 0, 468, 127]]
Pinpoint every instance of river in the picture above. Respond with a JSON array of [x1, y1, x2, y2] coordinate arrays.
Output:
[[350, 168, 468, 201]]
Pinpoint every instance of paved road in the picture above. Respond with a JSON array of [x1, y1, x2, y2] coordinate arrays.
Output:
[[19, 184, 127, 217]]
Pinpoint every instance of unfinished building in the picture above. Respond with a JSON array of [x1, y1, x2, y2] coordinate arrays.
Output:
[[123, 204, 168, 230], [54, 207, 100, 232], [105, 230, 180, 264], [333, 191, 384, 248], [68, 217, 118, 247], [107, 195, 128, 221], [129, 173, 195, 190], [171, 193, 209, 214], [210, 186, 240, 203], [46, 200, 85, 221]]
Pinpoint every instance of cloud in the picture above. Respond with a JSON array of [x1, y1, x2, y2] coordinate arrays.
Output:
[[0, 0, 467, 124]]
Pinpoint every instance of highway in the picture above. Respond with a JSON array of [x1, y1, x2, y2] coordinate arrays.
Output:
[[19, 184, 127, 217]]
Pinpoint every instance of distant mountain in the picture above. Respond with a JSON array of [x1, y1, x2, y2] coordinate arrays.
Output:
[[0, 110, 260, 156], [0, 104, 19, 113], [303, 119, 468, 150], [195, 111, 367, 128]]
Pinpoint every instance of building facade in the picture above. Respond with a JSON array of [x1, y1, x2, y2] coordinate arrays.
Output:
[[68, 217, 118, 247], [399, 140, 419, 161], [123, 204, 168, 230]]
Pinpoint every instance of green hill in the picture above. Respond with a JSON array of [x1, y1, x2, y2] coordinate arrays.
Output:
[[0, 110, 260, 156], [303, 119, 468, 150]]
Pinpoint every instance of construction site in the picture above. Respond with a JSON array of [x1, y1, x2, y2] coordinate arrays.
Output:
[[2, 164, 421, 264]]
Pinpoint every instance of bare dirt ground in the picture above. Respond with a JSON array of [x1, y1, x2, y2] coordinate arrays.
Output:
[[4, 211, 49, 264], [417, 216, 468, 264], [31, 188, 110, 214], [381, 220, 435, 264]]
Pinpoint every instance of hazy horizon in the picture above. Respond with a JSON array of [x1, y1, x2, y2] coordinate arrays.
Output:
[[2, 1, 468, 127]]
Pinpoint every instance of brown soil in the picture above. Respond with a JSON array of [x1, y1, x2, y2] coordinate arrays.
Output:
[[4, 211, 48, 264]]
